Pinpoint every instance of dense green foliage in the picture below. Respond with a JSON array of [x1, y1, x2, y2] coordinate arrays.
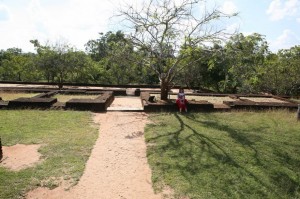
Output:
[[145, 111, 300, 198], [0, 31, 299, 95], [0, 110, 98, 199]]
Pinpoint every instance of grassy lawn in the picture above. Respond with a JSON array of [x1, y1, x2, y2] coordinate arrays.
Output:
[[0, 110, 98, 199], [145, 110, 300, 198]]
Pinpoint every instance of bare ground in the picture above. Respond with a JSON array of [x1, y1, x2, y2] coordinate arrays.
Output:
[[26, 112, 162, 199], [0, 144, 42, 171]]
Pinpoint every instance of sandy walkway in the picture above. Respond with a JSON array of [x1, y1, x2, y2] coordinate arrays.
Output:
[[107, 97, 143, 111], [27, 112, 162, 199]]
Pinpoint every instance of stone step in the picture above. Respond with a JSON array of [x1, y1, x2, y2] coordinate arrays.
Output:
[[51, 102, 66, 110], [106, 107, 144, 112]]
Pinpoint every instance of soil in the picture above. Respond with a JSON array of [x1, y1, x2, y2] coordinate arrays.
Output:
[[0, 144, 42, 171], [26, 112, 163, 199]]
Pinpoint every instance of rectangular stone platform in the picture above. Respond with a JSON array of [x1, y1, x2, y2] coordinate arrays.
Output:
[[65, 92, 114, 112], [8, 97, 57, 108]]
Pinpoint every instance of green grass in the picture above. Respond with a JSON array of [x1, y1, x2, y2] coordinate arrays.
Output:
[[145, 110, 300, 199], [0, 110, 98, 199]]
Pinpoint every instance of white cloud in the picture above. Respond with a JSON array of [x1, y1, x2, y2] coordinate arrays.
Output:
[[266, 0, 300, 21], [221, 1, 238, 15], [33, 0, 121, 48], [271, 29, 300, 51], [1, 0, 299, 53], [0, 4, 11, 21], [226, 22, 240, 34], [0, 0, 124, 52]]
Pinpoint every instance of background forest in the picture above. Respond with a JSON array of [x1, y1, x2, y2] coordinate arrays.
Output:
[[0, 31, 299, 96]]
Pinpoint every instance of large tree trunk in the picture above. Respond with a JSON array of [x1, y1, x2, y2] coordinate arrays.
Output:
[[58, 74, 63, 90], [160, 79, 169, 101]]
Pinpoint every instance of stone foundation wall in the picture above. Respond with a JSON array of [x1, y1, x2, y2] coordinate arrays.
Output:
[[0, 138, 3, 161]]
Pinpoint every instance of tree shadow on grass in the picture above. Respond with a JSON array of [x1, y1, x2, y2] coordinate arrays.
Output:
[[147, 112, 293, 198], [187, 113, 300, 179], [186, 113, 265, 165]]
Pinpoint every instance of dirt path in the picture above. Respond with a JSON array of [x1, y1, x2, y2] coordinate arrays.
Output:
[[27, 112, 162, 199], [107, 96, 144, 111]]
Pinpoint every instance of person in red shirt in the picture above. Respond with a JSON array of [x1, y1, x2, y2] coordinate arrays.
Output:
[[176, 88, 188, 112]]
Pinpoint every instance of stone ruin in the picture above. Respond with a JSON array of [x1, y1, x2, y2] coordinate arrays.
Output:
[[297, 104, 300, 122], [0, 138, 3, 161]]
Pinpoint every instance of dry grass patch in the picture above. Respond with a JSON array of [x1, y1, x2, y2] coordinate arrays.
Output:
[[240, 97, 288, 103], [0, 92, 40, 101], [53, 94, 100, 102]]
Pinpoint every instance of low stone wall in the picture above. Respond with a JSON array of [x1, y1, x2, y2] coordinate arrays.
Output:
[[224, 100, 298, 110], [1, 89, 115, 111], [0, 87, 57, 93], [0, 138, 2, 161], [143, 99, 178, 112], [271, 95, 298, 104], [0, 100, 8, 109], [8, 97, 58, 109], [60, 90, 86, 95], [111, 89, 127, 96], [298, 105, 300, 121], [65, 91, 114, 112], [187, 100, 214, 111], [141, 92, 299, 112], [141, 92, 214, 112], [2, 86, 299, 112]]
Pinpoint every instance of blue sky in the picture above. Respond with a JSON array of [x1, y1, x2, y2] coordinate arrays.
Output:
[[231, 0, 300, 51], [0, 0, 299, 53]]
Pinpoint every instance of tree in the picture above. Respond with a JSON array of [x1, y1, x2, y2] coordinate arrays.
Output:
[[85, 31, 155, 85], [277, 46, 300, 96], [178, 44, 230, 92], [31, 40, 92, 89], [87, 31, 136, 84], [0, 48, 38, 81], [261, 46, 300, 95], [223, 33, 269, 93], [177, 33, 270, 94], [86, 31, 128, 62], [118, 0, 237, 99], [1, 54, 30, 81]]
